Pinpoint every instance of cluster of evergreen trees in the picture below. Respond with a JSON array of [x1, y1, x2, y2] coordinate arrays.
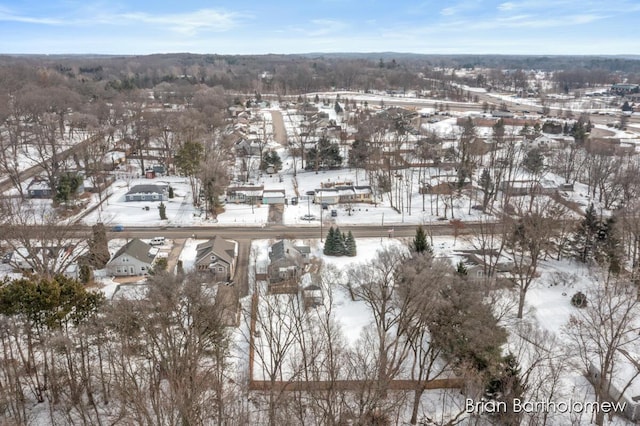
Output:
[[323, 227, 357, 256], [571, 203, 621, 274]]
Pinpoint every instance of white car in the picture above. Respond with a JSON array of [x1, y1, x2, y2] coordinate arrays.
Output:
[[149, 237, 166, 246]]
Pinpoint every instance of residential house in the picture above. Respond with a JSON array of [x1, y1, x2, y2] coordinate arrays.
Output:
[[268, 240, 310, 284], [456, 249, 513, 281], [611, 83, 640, 95], [262, 189, 285, 205], [194, 237, 238, 282], [107, 238, 155, 276], [313, 186, 373, 205], [27, 176, 53, 198], [313, 189, 341, 205], [125, 184, 168, 202], [234, 138, 263, 157], [529, 135, 565, 151], [227, 185, 264, 204]]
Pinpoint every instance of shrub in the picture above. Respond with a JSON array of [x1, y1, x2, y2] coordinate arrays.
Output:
[[571, 291, 588, 308]]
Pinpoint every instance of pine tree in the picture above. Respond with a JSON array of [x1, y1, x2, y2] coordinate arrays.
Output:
[[345, 231, 357, 256], [158, 202, 167, 220], [332, 227, 345, 256], [412, 225, 432, 254], [572, 203, 599, 263], [324, 227, 336, 255], [598, 216, 622, 275], [456, 260, 468, 275]]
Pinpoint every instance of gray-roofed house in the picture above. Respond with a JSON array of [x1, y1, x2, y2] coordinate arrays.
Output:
[[27, 176, 54, 199], [194, 237, 238, 282], [125, 184, 169, 202], [268, 240, 311, 284], [107, 238, 155, 276]]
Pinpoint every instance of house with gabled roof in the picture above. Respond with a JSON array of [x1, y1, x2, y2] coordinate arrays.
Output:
[[268, 240, 310, 284], [125, 184, 168, 202], [107, 238, 155, 276], [194, 237, 238, 282]]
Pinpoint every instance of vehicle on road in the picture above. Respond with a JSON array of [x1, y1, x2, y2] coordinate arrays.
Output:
[[111, 225, 125, 232], [149, 236, 166, 246]]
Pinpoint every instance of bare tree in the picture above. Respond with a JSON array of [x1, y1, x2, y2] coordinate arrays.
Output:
[[1, 200, 89, 277], [506, 200, 561, 319], [105, 273, 232, 425], [565, 279, 640, 426], [395, 254, 454, 425], [345, 247, 412, 398]]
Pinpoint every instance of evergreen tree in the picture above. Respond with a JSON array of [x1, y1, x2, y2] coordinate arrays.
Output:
[[345, 231, 357, 256], [456, 260, 468, 275], [411, 225, 432, 254], [479, 168, 494, 211], [158, 202, 167, 220], [597, 216, 622, 275], [522, 148, 544, 175], [332, 227, 345, 256], [572, 203, 599, 263], [324, 227, 336, 255], [260, 150, 283, 172], [55, 172, 83, 204]]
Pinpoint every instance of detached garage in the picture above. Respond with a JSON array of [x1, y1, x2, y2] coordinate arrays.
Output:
[[262, 189, 285, 205]]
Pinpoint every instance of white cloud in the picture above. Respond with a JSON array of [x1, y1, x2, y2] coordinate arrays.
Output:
[[0, 6, 63, 25], [115, 9, 244, 34], [498, 2, 515, 11]]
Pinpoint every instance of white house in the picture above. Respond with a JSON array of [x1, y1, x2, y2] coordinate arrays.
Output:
[[107, 239, 155, 276]]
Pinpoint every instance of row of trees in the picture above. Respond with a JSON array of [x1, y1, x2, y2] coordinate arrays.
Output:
[[0, 272, 240, 426]]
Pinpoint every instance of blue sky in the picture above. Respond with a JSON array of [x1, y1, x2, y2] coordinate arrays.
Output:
[[0, 0, 638, 55]]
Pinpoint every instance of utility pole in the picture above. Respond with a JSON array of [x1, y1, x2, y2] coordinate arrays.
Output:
[[320, 204, 324, 242]]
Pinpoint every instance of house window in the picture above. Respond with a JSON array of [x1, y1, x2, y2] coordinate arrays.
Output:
[[218, 267, 223, 272], [116, 268, 121, 273], [141, 267, 146, 271]]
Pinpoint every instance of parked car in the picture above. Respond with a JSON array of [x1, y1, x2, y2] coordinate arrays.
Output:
[[111, 224, 125, 232], [149, 237, 166, 246], [330, 209, 337, 217]]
